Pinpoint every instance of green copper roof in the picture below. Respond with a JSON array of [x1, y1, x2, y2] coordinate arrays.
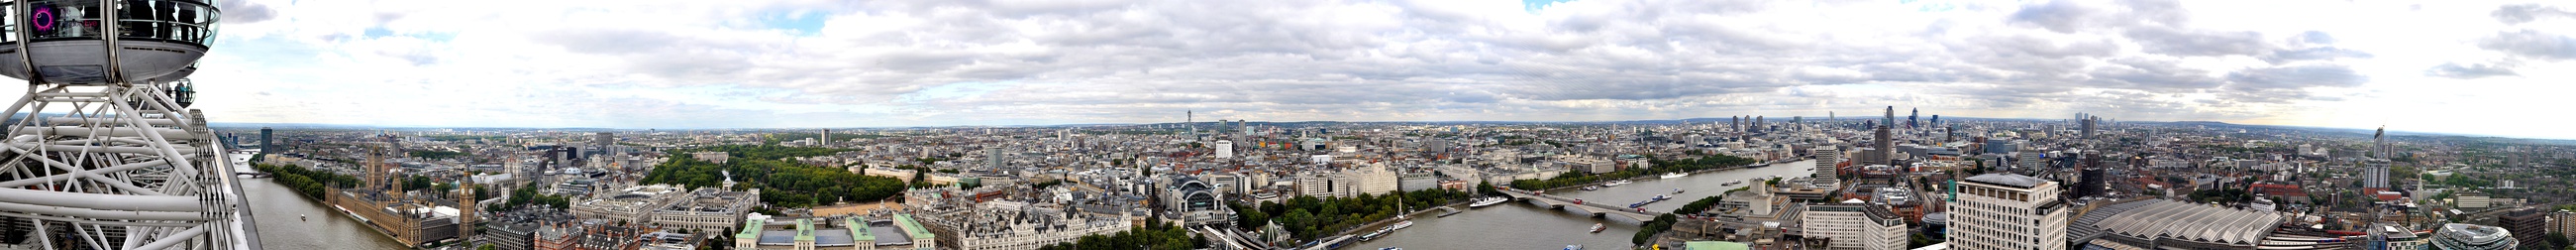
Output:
[[893, 213, 934, 239], [736, 217, 766, 239], [846, 216, 875, 242], [794, 218, 816, 241]]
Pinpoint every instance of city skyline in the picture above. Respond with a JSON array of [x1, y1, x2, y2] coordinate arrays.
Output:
[[143, 0, 2576, 139]]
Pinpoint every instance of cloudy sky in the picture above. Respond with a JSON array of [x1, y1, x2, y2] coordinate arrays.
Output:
[[147, 0, 2576, 139]]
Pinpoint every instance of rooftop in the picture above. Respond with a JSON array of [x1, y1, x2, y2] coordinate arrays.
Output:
[[2072, 199, 2283, 246], [844, 217, 875, 242], [868, 221, 914, 246], [812, 229, 854, 246], [755, 231, 797, 246], [1685, 241, 1751, 250], [1963, 174, 2046, 188], [2435, 223, 2513, 244]]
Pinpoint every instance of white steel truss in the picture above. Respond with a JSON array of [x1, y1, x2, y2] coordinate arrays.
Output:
[[0, 83, 248, 250]]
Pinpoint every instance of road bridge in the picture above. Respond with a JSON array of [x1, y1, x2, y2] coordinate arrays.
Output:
[[1498, 189, 1666, 222]]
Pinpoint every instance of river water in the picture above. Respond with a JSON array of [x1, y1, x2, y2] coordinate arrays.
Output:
[[242, 178, 412, 250], [1350, 159, 1818, 250]]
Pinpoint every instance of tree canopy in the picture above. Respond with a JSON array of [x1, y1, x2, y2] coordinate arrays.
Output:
[[1230, 188, 1473, 241], [638, 145, 906, 207]]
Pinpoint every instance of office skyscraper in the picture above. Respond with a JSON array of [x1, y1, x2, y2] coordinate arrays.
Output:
[[1214, 140, 1233, 159], [1950, 174, 2068, 250], [2364, 159, 2391, 189], [2363, 127, 2391, 190], [2500, 209, 2549, 249], [1907, 108, 1918, 129], [1876, 106, 1895, 165], [258, 127, 273, 154], [988, 147, 1006, 170], [1813, 147, 1839, 187], [2075, 152, 2107, 198], [2373, 127, 2388, 158], [1944, 124, 1958, 143], [2081, 115, 2097, 139], [1984, 138, 2015, 155]]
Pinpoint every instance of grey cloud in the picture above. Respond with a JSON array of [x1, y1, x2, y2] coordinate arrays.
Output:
[[2493, 4, 2576, 24], [2008, 0, 2093, 33], [219, 0, 278, 24], [2005, 0, 2279, 60], [534, 29, 681, 55], [2478, 30, 2576, 61], [2224, 64, 2368, 92], [2423, 62, 2520, 79], [463, 0, 2381, 126], [2009, 0, 2188, 33], [1848, 62, 1966, 83], [375, 12, 407, 24], [2293, 31, 2334, 45], [2123, 26, 2268, 57], [2086, 58, 2221, 90], [1662, 22, 1800, 53], [1975, 35, 2117, 59], [2260, 47, 2372, 62], [839, 0, 1882, 107], [2115, 0, 2191, 27], [386, 51, 438, 65], [2085, 90, 2266, 120]]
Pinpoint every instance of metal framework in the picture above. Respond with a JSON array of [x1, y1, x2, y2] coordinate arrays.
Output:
[[0, 83, 249, 249], [0, 0, 249, 248]]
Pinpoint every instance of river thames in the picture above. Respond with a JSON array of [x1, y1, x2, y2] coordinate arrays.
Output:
[[242, 178, 412, 250], [1349, 159, 1818, 249]]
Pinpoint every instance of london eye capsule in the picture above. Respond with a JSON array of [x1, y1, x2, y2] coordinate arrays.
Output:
[[170, 77, 190, 106], [0, 0, 218, 84]]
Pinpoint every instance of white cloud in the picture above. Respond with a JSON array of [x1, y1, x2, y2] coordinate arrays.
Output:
[[96, 0, 2576, 139]]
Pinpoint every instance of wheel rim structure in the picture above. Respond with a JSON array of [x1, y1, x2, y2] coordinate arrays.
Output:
[[0, 83, 249, 250], [0, 0, 249, 248]]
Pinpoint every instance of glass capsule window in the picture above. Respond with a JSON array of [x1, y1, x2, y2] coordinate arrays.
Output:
[[0, 0, 219, 47]]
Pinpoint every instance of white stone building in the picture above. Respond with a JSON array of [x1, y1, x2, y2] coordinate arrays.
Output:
[[1803, 200, 1907, 250], [1946, 174, 2067, 250]]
